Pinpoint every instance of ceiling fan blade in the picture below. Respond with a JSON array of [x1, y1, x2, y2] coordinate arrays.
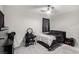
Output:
[[41, 10, 46, 12]]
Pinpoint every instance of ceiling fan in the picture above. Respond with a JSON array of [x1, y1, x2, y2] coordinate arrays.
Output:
[[40, 5, 54, 13]]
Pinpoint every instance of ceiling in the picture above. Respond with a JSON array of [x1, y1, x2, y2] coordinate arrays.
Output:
[[3, 5, 79, 16], [54, 5, 79, 15]]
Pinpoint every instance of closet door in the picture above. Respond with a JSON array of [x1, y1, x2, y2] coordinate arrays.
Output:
[[42, 18, 50, 32]]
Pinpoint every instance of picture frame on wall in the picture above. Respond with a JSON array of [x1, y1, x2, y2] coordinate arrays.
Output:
[[42, 18, 50, 32]]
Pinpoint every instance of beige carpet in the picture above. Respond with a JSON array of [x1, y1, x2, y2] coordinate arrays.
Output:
[[14, 43, 79, 54]]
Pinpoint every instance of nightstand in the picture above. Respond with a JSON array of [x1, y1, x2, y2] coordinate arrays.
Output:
[[64, 38, 75, 46]]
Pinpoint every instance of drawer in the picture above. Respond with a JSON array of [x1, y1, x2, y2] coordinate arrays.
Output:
[[0, 39, 7, 46]]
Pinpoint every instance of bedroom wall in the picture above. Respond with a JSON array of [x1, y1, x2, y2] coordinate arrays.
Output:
[[0, 5, 4, 13], [3, 5, 51, 47], [50, 9, 79, 47], [0, 5, 3, 11]]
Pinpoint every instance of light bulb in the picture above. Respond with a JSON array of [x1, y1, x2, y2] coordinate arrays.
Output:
[[46, 10, 51, 14]]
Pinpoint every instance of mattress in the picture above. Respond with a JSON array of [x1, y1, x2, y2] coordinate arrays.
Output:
[[14, 43, 79, 54], [36, 33, 56, 46]]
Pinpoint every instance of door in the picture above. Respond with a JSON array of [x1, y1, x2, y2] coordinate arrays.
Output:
[[42, 18, 50, 32]]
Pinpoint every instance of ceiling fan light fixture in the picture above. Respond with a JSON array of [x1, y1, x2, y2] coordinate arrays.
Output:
[[40, 5, 54, 15], [46, 10, 51, 14]]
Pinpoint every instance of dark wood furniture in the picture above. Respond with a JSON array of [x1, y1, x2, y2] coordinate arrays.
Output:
[[40, 29, 75, 51], [0, 30, 8, 54], [4, 32, 16, 54], [39, 30, 75, 51], [44, 30, 66, 50], [46, 30, 75, 47], [47, 30, 66, 43], [64, 38, 75, 46]]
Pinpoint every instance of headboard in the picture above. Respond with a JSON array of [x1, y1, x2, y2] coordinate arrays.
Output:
[[46, 30, 66, 43]]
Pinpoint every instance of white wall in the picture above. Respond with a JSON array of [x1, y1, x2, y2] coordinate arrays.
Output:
[[0, 5, 4, 13], [51, 9, 79, 47], [4, 6, 48, 47], [0, 5, 3, 11]]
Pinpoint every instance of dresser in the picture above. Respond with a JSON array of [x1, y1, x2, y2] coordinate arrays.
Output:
[[0, 30, 8, 53]]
